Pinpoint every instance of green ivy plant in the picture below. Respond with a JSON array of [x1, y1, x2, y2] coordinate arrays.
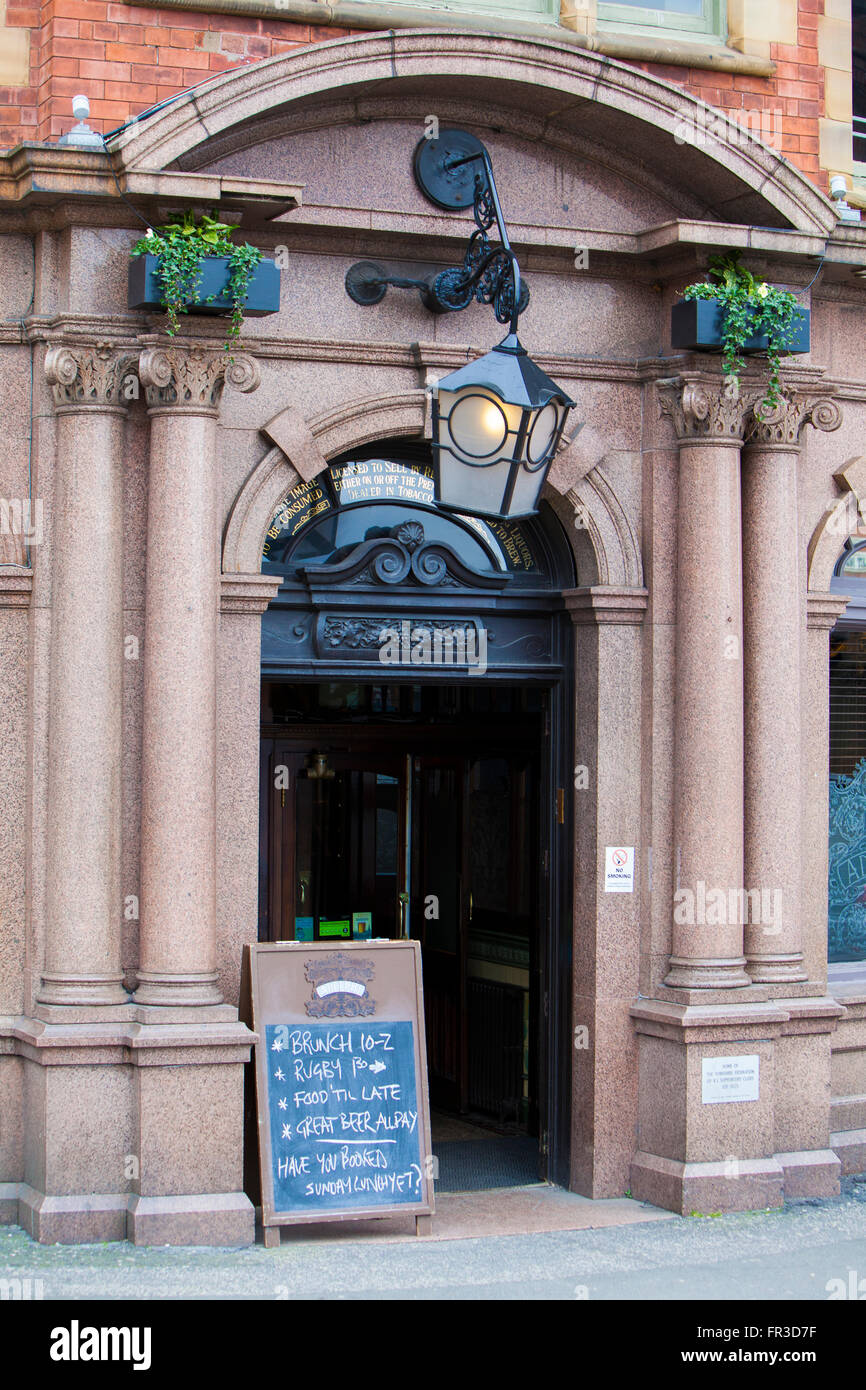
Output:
[[131, 210, 263, 348], [682, 252, 802, 409]]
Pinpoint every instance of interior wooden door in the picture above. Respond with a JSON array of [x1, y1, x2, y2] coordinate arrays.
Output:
[[267, 742, 405, 942], [466, 752, 539, 1135], [410, 755, 469, 1112]]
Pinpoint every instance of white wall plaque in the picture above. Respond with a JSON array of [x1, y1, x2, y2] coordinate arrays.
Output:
[[701, 1055, 760, 1105], [604, 846, 634, 893]]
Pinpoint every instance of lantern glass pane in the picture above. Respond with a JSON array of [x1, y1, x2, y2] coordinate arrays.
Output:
[[437, 447, 510, 515], [446, 391, 509, 459], [527, 402, 559, 467], [505, 458, 549, 517]]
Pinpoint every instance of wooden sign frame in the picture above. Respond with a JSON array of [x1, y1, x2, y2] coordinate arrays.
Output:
[[241, 940, 435, 1244]]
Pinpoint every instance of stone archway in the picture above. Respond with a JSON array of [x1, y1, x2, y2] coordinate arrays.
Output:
[[108, 30, 834, 239], [808, 456, 866, 592], [222, 393, 643, 591]]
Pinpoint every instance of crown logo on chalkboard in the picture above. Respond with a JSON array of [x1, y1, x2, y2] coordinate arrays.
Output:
[[304, 952, 376, 1019]]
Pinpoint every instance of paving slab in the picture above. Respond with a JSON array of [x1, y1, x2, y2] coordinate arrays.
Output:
[[275, 1182, 677, 1245]]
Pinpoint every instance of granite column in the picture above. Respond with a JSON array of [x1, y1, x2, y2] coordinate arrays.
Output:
[[741, 394, 842, 984], [133, 348, 259, 1008], [658, 379, 756, 992], [38, 346, 134, 1008]]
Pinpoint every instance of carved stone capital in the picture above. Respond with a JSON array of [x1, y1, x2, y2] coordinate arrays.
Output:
[[138, 348, 260, 413], [746, 392, 843, 448], [657, 379, 758, 443], [44, 344, 137, 412]]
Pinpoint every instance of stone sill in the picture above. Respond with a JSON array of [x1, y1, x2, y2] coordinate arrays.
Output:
[[828, 959, 866, 1005], [117, 0, 775, 76]]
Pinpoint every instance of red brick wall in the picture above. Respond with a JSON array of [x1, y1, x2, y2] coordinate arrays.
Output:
[[640, 3, 824, 186], [0, 0, 829, 192], [0, 3, 40, 144], [1, 2, 351, 147]]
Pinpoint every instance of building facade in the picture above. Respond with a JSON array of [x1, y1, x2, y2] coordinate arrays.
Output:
[[1, 1, 866, 1244]]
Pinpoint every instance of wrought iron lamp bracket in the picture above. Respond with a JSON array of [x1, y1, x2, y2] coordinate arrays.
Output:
[[344, 130, 529, 331]]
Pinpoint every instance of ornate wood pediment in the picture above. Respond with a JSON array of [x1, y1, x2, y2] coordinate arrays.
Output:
[[299, 522, 511, 593]]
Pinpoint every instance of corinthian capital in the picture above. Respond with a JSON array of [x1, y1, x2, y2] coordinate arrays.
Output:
[[44, 344, 137, 411], [745, 392, 843, 447], [138, 347, 260, 412], [657, 379, 759, 443]]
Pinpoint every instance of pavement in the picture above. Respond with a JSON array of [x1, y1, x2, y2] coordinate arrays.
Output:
[[2, 1175, 866, 1302]]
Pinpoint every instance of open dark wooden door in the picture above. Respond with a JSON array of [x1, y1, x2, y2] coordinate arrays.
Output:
[[410, 755, 469, 1112], [265, 741, 404, 943]]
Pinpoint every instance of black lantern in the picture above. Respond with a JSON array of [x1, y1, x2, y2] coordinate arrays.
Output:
[[432, 333, 573, 519], [345, 128, 576, 519]]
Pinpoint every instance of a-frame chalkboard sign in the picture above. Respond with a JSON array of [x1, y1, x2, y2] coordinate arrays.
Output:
[[241, 940, 435, 1244]]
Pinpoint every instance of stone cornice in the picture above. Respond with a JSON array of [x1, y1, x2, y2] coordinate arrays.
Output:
[[563, 586, 649, 625], [220, 572, 283, 614], [807, 591, 850, 629], [23, 319, 647, 384], [0, 147, 301, 228], [0, 569, 33, 607], [14, 321, 866, 407]]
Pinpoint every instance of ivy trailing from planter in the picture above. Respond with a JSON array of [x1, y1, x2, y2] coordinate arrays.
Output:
[[682, 252, 802, 410], [130, 211, 264, 348]]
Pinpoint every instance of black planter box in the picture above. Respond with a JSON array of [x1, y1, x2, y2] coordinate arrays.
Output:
[[128, 253, 281, 317], [671, 297, 810, 355]]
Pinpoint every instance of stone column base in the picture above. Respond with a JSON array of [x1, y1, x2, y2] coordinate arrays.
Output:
[[775, 1149, 841, 1198], [831, 1128, 866, 1176], [5, 1185, 255, 1246], [630, 1152, 784, 1215], [0, 1182, 21, 1225], [17, 1185, 129, 1244], [0, 1014, 256, 1246], [630, 1147, 841, 1215], [127, 1193, 254, 1247]]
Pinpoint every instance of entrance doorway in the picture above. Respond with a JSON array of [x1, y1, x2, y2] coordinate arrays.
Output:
[[259, 682, 545, 1189], [255, 445, 576, 1189]]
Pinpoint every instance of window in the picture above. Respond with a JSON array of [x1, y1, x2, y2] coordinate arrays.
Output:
[[828, 540, 866, 963], [261, 452, 573, 590], [597, 0, 724, 39], [854, 0, 866, 166], [354, 0, 559, 19]]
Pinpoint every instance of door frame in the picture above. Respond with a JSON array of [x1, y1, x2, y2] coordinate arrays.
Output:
[[258, 670, 573, 1185]]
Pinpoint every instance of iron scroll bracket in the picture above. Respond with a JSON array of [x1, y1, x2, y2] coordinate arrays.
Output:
[[344, 129, 529, 332]]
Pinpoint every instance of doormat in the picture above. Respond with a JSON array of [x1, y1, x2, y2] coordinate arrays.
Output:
[[432, 1136, 540, 1192]]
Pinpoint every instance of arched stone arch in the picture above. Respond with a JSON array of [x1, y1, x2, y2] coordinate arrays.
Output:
[[544, 468, 643, 589], [108, 30, 834, 236], [222, 390, 428, 574], [222, 391, 641, 587], [807, 457, 866, 591]]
